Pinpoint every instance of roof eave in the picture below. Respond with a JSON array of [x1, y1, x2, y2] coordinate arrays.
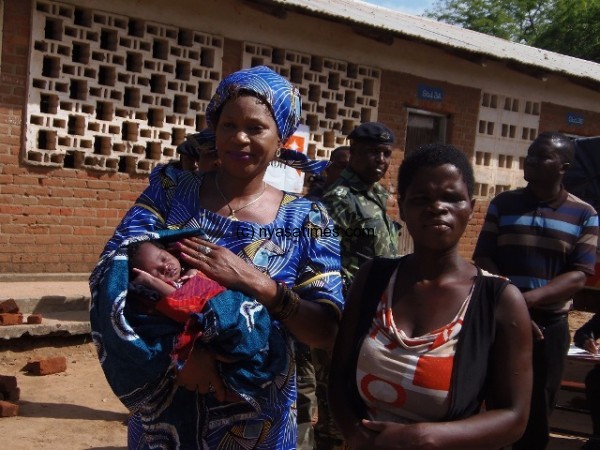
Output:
[[248, 0, 600, 92]]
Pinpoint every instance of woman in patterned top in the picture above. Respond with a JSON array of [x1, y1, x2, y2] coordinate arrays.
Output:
[[329, 144, 532, 449], [90, 66, 343, 449]]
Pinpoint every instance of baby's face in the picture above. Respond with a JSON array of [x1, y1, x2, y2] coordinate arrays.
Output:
[[132, 242, 182, 282]]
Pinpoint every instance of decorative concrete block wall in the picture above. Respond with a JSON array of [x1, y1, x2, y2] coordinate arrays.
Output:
[[26, 0, 223, 174], [473, 91, 541, 197], [25, 0, 383, 174], [242, 42, 381, 160]]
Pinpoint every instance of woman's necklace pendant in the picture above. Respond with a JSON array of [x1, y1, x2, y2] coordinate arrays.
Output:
[[215, 175, 266, 222]]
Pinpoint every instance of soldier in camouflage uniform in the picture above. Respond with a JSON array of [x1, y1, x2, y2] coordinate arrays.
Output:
[[315, 122, 400, 450], [297, 146, 351, 450], [322, 121, 399, 290]]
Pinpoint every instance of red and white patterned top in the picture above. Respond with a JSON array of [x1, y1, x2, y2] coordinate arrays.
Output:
[[357, 268, 474, 423]]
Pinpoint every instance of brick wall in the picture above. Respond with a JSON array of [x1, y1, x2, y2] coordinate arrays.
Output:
[[464, 199, 490, 260], [379, 69, 480, 157], [0, 1, 383, 274], [540, 102, 600, 136], [0, 0, 150, 273], [378, 69, 481, 257], [1, 0, 599, 275]]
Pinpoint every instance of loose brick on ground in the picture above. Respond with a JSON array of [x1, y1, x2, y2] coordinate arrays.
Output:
[[0, 299, 19, 314], [0, 400, 18, 417], [0, 313, 23, 325], [4, 387, 19, 402], [26, 313, 42, 324], [0, 375, 17, 392], [25, 356, 67, 375], [0, 373, 21, 403]]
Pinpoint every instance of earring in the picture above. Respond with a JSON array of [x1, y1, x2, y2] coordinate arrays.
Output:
[[275, 148, 281, 158]]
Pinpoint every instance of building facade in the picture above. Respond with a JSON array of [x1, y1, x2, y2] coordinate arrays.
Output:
[[1, 0, 599, 274]]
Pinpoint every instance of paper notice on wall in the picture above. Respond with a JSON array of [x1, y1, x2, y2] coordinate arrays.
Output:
[[264, 124, 309, 193]]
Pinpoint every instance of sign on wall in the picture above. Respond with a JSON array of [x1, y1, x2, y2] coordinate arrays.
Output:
[[417, 84, 444, 102], [567, 113, 585, 126]]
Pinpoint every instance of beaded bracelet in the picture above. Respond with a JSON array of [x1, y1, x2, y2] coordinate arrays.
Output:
[[270, 281, 300, 321], [267, 281, 286, 313], [277, 288, 300, 321]]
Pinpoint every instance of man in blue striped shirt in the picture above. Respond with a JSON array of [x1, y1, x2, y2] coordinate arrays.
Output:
[[474, 131, 599, 450]]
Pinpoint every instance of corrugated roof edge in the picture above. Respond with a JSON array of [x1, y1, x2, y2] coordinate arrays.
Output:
[[267, 0, 600, 88]]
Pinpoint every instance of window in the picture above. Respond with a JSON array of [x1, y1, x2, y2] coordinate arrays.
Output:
[[404, 109, 447, 155]]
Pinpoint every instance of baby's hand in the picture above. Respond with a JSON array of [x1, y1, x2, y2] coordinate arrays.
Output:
[[131, 268, 157, 287], [179, 268, 199, 282]]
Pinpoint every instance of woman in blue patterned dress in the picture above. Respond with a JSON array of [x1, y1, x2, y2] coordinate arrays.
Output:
[[89, 66, 344, 449]]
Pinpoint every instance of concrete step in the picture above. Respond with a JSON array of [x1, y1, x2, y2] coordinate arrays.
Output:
[[0, 278, 91, 340]]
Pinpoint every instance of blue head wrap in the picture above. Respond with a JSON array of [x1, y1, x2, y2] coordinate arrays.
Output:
[[206, 66, 328, 174], [206, 66, 301, 142]]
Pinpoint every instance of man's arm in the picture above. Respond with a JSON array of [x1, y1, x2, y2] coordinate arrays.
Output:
[[526, 207, 599, 308], [574, 313, 600, 353], [522, 270, 587, 309], [320, 190, 359, 285]]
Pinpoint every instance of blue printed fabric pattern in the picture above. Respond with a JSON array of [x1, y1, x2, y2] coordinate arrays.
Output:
[[89, 164, 344, 449]]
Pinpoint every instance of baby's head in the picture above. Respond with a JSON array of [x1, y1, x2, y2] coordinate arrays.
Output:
[[128, 241, 182, 283]]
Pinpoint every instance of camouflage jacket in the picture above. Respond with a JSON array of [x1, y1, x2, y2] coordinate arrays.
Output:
[[321, 168, 399, 290]]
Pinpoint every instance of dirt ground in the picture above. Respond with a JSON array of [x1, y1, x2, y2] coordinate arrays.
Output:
[[0, 335, 128, 450], [0, 312, 596, 450]]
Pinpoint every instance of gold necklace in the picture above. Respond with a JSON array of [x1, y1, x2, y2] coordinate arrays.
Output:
[[215, 175, 266, 221]]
